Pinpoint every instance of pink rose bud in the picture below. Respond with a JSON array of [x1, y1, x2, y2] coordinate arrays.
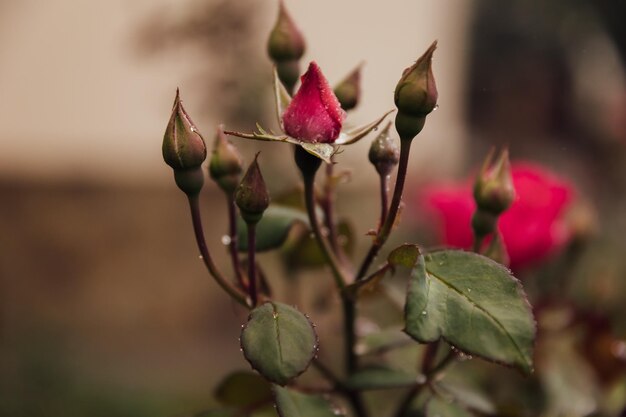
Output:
[[394, 41, 438, 140], [282, 61, 346, 143], [334, 63, 362, 111], [162, 89, 207, 170], [235, 153, 270, 224], [267, 0, 306, 93], [474, 149, 516, 215], [209, 125, 243, 195]]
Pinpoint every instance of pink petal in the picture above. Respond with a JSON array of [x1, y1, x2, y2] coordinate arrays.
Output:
[[282, 62, 346, 143]]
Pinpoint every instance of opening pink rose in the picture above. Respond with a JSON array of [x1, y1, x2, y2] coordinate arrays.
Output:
[[420, 162, 575, 270], [282, 61, 346, 143]]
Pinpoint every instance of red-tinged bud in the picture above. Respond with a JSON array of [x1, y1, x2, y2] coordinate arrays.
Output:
[[394, 41, 438, 140], [474, 149, 516, 215], [162, 89, 207, 195], [235, 154, 270, 224], [209, 125, 243, 195], [334, 63, 362, 111], [268, 1, 306, 94], [282, 61, 346, 143], [267, 0, 305, 63], [162, 89, 207, 170], [368, 122, 399, 176]]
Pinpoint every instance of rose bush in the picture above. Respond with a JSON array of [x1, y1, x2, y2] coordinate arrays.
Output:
[[421, 162, 575, 270]]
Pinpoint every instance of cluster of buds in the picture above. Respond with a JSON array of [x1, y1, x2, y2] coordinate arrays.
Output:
[[472, 149, 516, 245]]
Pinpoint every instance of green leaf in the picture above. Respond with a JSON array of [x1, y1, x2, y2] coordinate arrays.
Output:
[[426, 396, 473, 417], [355, 327, 412, 356], [273, 385, 343, 417], [388, 244, 421, 268], [345, 366, 417, 390], [238, 206, 309, 252], [438, 382, 496, 415], [405, 250, 535, 373], [241, 302, 318, 385], [273, 68, 291, 130], [215, 371, 272, 407], [335, 109, 395, 145]]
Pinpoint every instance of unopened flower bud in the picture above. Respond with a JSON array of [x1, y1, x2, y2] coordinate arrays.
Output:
[[267, 1, 306, 93], [282, 61, 346, 143], [474, 149, 516, 215], [209, 125, 243, 195], [368, 122, 399, 176], [394, 41, 438, 140], [334, 63, 362, 111], [267, 1, 305, 63], [162, 89, 207, 170], [235, 154, 270, 224], [162, 89, 207, 195]]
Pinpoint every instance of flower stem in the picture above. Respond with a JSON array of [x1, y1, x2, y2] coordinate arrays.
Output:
[[187, 194, 248, 307], [302, 173, 348, 291], [227, 195, 246, 289], [378, 173, 390, 233], [356, 139, 412, 281], [323, 161, 341, 254], [247, 222, 258, 307]]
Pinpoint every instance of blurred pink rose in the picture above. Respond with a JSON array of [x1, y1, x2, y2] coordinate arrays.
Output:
[[282, 61, 346, 143], [421, 163, 575, 270]]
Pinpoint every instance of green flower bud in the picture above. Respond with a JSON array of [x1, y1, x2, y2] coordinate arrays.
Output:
[[235, 154, 270, 224], [368, 122, 399, 176], [394, 41, 438, 140], [334, 63, 362, 111], [267, 0, 305, 63], [162, 89, 207, 170], [209, 125, 243, 195], [474, 149, 516, 215]]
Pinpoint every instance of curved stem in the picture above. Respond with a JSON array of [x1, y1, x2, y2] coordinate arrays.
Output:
[[227, 195, 246, 289], [187, 194, 248, 307], [356, 139, 412, 281], [247, 222, 258, 307]]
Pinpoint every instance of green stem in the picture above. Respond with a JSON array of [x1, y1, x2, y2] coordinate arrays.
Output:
[[247, 222, 258, 307], [227, 195, 246, 289], [187, 194, 248, 307], [323, 161, 341, 254], [356, 139, 412, 281]]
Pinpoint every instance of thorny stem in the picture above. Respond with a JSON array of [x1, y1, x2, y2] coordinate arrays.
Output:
[[227, 195, 246, 289], [187, 194, 248, 307], [247, 222, 258, 307], [356, 139, 412, 281], [378, 173, 390, 233]]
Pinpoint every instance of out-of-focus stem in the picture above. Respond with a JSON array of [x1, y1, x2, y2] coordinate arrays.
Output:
[[303, 174, 348, 290], [227, 195, 246, 289], [356, 139, 412, 281], [187, 194, 248, 307], [323, 161, 340, 254], [378, 173, 390, 233], [247, 223, 258, 307]]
